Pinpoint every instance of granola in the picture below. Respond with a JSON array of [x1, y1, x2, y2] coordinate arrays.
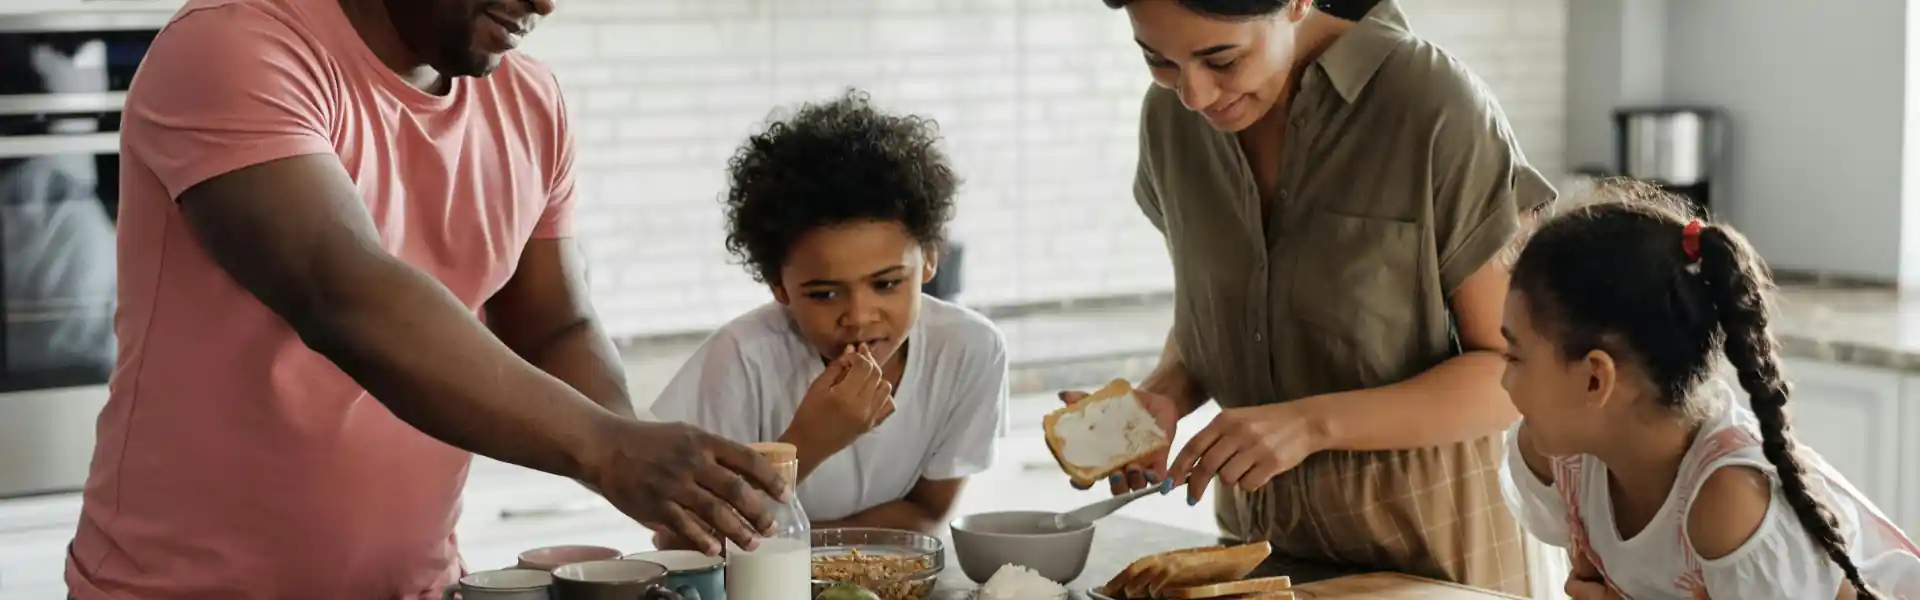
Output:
[[811, 549, 937, 600]]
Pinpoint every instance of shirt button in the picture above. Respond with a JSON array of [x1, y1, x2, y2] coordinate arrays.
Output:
[[1254, 332, 1265, 343]]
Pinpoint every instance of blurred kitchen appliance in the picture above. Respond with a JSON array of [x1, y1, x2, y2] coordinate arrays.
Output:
[[0, 10, 167, 499], [1613, 106, 1723, 215], [922, 241, 964, 304]]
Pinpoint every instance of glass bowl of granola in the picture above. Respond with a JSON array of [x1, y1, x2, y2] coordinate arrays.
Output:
[[811, 528, 945, 600]]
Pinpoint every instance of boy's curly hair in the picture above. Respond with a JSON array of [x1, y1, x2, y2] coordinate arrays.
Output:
[[722, 89, 960, 284]]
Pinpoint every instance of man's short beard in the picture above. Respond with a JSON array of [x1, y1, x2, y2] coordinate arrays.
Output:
[[437, 32, 494, 77]]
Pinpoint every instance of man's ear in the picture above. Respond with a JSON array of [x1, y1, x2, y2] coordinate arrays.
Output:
[[771, 283, 790, 305], [921, 247, 940, 284]]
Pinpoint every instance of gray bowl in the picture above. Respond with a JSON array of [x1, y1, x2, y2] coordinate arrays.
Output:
[[949, 511, 1096, 585]]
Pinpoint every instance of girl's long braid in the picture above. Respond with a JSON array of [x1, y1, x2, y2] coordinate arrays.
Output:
[[1694, 224, 1879, 600]]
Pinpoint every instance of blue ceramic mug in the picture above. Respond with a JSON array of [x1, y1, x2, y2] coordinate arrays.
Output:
[[623, 550, 725, 600]]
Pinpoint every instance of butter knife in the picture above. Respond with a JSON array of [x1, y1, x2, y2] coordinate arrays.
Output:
[[1053, 479, 1176, 530]]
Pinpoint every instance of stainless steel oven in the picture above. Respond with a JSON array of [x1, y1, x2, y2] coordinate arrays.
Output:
[[0, 10, 169, 499]]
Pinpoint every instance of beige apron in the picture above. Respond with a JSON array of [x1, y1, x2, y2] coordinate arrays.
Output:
[[1215, 438, 1528, 595]]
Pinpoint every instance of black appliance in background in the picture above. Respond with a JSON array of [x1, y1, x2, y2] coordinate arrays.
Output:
[[1, 11, 166, 501], [0, 14, 154, 393], [922, 241, 964, 304], [1611, 106, 1724, 215]]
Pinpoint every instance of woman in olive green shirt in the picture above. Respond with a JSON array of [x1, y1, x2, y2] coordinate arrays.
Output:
[[1061, 0, 1555, 594]]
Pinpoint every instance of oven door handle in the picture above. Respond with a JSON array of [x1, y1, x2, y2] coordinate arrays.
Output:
[[0, 92, 127, 117], [0, 12, 173, 33], [0, 133, 119, 159]]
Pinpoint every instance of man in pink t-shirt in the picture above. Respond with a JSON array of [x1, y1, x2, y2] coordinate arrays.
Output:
[[67, 0, 789, 598]]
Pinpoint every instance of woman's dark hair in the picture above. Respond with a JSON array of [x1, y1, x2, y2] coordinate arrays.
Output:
[[1511, 180, 1879, 599], [1100, 0, 1288, 18], [722, 89, 959, 284], [1097, 1, 1379, 20]]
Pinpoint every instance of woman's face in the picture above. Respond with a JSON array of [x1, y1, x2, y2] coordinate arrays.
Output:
[[1500, 291, 1614, 458], [773, 221, 936, 365], [1124, 1, 1307, 132]]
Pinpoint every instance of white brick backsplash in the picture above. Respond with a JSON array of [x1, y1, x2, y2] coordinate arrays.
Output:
[[524, 0, 1568, 338]]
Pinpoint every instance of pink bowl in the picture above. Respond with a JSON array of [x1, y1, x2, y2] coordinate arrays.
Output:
[[516, 545, 623, 571]]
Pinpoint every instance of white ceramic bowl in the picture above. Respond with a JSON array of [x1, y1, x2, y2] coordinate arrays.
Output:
[[948, 511, 1095, 585]]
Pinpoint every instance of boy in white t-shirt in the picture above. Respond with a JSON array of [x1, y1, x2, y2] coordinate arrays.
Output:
[[649, 90, 1008, 541]]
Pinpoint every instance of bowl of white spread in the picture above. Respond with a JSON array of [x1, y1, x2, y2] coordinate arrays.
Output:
[[948, 512, 1095, 585], [928, 564, 1072, 600], [977, 564, 1070, 600]]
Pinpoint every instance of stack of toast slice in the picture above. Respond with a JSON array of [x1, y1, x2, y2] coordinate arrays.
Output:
[[1098, 542, 1295, 599]]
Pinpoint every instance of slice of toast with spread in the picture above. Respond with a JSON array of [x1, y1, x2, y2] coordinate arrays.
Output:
[[1043, 379, 1171, 489]]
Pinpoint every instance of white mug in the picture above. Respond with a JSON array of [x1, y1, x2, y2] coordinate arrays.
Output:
[[443, 568, 553, 600]]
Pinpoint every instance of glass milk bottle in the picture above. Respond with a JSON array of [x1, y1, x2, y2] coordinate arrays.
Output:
[[725, 442, 811, 600]]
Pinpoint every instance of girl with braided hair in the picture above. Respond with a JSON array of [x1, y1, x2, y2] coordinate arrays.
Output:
[[1498, 182, 1920, 599]]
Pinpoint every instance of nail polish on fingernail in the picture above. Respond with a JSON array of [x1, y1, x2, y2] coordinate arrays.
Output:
[[1109, 475, 1121, 484], [1187, 496, 1199, 506], [1145, 472, 1160, 483]]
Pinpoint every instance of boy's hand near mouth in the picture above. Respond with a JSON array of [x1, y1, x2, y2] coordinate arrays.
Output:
[[778, 343, 897, 482]]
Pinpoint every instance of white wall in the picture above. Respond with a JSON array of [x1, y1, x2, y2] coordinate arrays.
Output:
[[1563, 0, 1667, 173], [1904, 0, 1920, 290], [520, 0, 1570, 338], [1574, 0, 1909, 281]]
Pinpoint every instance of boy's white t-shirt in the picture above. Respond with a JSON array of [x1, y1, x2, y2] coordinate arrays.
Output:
[[1501, 380, 1920, 599], [649, 297, 1009, 521]]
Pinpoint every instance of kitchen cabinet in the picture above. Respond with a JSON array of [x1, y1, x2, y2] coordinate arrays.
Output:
[[1772, 359, 1905, 518], [1720, 358, 1911, 536], [1898, 376, 1920, 538], [1710, 361, 1900, 504]]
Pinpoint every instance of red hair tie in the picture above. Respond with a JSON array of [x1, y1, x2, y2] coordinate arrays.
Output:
[[1681, 219, 1705, 263]]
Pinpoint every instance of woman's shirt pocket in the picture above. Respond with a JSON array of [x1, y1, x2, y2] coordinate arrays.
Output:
[[1284, 209, 1427, 392]]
